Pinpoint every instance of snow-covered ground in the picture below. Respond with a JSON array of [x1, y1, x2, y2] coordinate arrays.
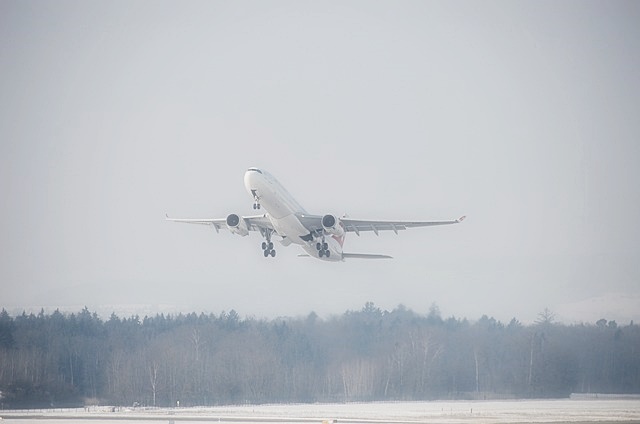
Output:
[[2, 398, 640, 423]]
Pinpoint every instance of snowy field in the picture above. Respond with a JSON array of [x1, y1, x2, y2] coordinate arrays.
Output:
[[2, 399, 640, 423]]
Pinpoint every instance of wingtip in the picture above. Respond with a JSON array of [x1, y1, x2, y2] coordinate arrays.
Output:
[[457, 215, 467, 223]]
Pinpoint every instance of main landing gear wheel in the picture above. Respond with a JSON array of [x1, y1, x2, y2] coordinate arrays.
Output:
[[316, 239, 330, 258], [253, 202, 261, 210], [261, 240, 275, 258], [319, 250, 331, 258]]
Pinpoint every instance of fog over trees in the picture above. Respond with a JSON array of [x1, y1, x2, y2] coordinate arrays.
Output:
[[0, 304, 638, 408]]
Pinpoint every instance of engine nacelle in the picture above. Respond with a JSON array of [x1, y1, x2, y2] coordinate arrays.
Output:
[[322, 214, 344, 237], [226, 214, 249, 236]]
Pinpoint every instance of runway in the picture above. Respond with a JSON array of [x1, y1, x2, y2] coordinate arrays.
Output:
[[2, 398, 639, 423]]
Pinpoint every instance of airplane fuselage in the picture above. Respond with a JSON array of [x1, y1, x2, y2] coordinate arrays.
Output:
[[244, 168, 343, 261]]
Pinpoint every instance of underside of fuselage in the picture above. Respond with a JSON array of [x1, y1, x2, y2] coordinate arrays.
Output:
[[268, 213, 343, 261], [245, 168, 343, 261], [301, 237, 344, 261]]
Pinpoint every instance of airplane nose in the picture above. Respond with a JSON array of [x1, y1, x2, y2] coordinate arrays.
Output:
[[244, 168, 261, 192]]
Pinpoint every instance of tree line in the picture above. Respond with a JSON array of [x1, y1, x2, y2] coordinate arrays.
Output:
[[0, 303, 638, 408]]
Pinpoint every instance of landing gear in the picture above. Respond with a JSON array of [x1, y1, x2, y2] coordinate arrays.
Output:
[[263, 249, 275, 257], [251, 190, 261, 210], [262, 242, 275, 257], [261, 233, 275, 258], [316, 239, 330, 258]]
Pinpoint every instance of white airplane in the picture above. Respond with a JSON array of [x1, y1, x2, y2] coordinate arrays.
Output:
[[167, 167, 465, 261]]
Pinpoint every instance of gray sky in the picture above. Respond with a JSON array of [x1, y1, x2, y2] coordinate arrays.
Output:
[[1, 1, 639, 324]]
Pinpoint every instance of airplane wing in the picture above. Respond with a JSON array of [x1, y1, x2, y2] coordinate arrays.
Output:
[[165, 214, 274, 233], [297, 215, 465, 235], [340, 216, 466, 235]]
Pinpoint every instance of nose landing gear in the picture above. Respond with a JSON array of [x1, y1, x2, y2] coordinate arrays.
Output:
[[251, 190, 261, 210]]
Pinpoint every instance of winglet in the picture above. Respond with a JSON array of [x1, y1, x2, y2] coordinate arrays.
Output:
[[457, 215, 466, 223]]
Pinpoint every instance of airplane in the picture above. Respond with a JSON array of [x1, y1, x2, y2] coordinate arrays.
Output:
[[166, 167, 465, 261]]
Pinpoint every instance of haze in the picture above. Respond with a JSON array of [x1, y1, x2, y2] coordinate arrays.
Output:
[[1, 1, 639, 323]]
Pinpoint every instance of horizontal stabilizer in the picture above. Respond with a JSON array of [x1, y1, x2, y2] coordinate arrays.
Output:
[[342, 253, 393, 259], [297, 253, 392, 260]]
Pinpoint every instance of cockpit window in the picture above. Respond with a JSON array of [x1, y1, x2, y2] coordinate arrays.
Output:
[[247, 168, 262, 174]]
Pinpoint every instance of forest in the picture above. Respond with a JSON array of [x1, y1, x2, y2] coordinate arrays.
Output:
[[0, 303, 638, 409]]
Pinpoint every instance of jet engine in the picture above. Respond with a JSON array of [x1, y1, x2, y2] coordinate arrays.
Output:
[[322, 214, 344, 237], [226, 214, 249, 236]]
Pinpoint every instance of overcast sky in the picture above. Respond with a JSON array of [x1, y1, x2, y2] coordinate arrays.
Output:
[[1, 1, 639, 324]]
